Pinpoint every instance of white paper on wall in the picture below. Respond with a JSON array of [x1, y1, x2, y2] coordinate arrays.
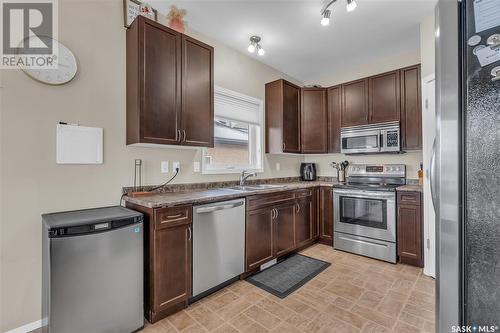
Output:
[[56, 124, 103, 164]]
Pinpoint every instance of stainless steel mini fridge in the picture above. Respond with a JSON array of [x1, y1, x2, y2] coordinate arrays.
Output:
[[42, 206, 144, 333]]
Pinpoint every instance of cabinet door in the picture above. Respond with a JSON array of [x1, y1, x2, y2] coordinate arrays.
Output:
[[141, 19, 181, 144], [246, 208, 274, 271], [301, 89, 327, 153], [327, 86, 341, 153], [369, 70, 400, 123], [181, 35, 214, 147], [154, 222, 192, 312], [319, 187, 333, 244], [282, 82, 301, 153], [400, 65, 422, 150], [397, 204, 423, 267], [341, 79, 369, 127], [274, 203, 296, 257], [295, 197, 313, 248]]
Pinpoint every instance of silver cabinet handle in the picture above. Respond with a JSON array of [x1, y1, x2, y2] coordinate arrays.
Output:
[[275, 208, 279, 219], [429, 138, 438, 211], [271, 209, 275, 220], [187, 226, 192, 241], [282, 143, 286, 151], [296, 203, 300, 213], [182, 130, 187, 142]]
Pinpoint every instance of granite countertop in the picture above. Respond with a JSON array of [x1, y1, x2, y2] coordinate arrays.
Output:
[[396, 184, 423, 192], [124, 180, 338, 208]]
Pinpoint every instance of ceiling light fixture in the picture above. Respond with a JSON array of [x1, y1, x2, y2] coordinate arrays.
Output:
[[248, 36, 265, 56], [321, 10, 331, 26], [320, 0, 357, 26], [346, 0, 357, 12]]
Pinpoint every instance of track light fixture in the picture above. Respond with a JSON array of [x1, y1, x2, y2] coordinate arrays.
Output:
[[321, 10, 331, 26], [320, 0, 357, 26], [248, 36, 265, 56]]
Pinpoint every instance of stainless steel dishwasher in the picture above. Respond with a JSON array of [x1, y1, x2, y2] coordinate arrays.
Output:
[[192, 198, 245, 299]]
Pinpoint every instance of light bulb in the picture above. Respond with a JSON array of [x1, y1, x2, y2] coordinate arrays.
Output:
[[346, 0, 357, 12], [258, 47, 265, 56], [247, 44, 255, 53], [321, 9, 331, 26]]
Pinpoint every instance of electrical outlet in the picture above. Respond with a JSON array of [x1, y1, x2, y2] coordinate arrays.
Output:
[[172, 161, 180, 171], [193, 161, 200, 172], [161, 161, 169, 173], [276, 162, 281, 171]]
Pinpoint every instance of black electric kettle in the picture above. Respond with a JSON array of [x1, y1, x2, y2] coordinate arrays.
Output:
[[300, 163, 317, 181]]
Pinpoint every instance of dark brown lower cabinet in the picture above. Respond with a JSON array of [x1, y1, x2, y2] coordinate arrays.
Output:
[[245, 189, 318, 272], [295, 195, 313, 248], [319, 186, 333, 245], [397, 191, 423, 267], [274, 203, 296, 257], [126, 202, 192, 323], [246, 207, 275, 271]]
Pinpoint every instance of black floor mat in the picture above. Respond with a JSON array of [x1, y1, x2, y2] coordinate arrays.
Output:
[[246, 254, 330, 298]]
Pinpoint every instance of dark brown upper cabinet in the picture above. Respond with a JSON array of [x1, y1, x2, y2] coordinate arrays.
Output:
[[301, 88, 328, 153], [400, 65, 422, 150], [265, 79, 301, 153], [341, 78, 369, 127], [327, 86, 341, 153], [126, 16, 214, 147], [369, 70, 401, 123]]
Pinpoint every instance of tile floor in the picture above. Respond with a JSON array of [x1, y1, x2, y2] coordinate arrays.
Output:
[[141, 244, 435, 333]]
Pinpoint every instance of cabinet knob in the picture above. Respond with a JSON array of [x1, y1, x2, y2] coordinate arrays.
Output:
[[182, 130, 187, 142]]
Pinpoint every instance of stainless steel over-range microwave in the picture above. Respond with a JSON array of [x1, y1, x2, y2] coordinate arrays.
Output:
[[340, 121, 400, 154]]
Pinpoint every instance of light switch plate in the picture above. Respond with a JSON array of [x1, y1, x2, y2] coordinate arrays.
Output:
[[172, 161, 180, 171], [193, 161, 200, 172], [276, 162, 281, 171], [161, 161, 169, 173]]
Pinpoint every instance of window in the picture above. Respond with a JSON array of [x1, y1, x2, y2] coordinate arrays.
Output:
[[202, 87, 263, 174]]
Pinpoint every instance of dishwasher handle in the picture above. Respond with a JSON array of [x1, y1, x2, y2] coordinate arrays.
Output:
[[195, 201, 244, 214]]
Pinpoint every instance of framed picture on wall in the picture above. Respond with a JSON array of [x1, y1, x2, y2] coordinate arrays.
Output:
[[123, 0, 158, 28]]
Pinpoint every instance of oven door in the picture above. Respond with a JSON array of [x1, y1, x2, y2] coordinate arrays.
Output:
[[341, 130, 381, 154], [333, 189, 396, 242]]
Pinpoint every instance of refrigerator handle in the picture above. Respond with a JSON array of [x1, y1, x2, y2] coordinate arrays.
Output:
[[430, 138, 438, 211]]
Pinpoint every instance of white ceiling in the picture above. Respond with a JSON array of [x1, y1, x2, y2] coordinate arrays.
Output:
[[152, 0, 436, 84]]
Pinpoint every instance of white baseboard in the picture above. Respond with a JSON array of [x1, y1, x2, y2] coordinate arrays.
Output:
[[5, 319, 42, 333]]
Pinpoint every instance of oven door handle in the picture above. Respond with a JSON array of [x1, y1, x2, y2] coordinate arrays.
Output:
[[333, 189, 395, 200]]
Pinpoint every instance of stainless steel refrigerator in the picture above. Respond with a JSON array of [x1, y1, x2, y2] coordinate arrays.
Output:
[[42, 206, 144, 333], [435, 0, 500, 331]]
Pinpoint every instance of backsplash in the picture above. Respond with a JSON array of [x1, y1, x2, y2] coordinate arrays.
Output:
[[123, 176, 338, 194], [304, 150, 423, 180]]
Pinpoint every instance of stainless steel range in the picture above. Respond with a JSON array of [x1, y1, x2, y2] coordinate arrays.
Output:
[[333, 164, 406, 263]]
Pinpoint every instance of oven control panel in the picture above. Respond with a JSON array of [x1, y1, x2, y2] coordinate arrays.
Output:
[[348, 164, 406, 177]]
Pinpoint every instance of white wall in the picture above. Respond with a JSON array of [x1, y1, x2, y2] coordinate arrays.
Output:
[[313, 51, 421, 87], [420, 14, 436, 78], [0, 1, 304, 330]]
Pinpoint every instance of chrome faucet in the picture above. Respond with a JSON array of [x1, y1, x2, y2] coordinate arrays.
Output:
[[239, 170, 257, 186]]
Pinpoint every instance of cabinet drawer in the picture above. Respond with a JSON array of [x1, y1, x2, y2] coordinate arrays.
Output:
[[397, 192, 421, 205], [247, 191, 295, 210], [295, 188, 314, 198], [155, 205, 192, 229]]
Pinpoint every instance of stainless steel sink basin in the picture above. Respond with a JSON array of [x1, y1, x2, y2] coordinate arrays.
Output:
[[225, 184, 286, 192]]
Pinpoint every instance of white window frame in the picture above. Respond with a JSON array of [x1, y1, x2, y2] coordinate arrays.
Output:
[[202, 86, 264, 175]]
